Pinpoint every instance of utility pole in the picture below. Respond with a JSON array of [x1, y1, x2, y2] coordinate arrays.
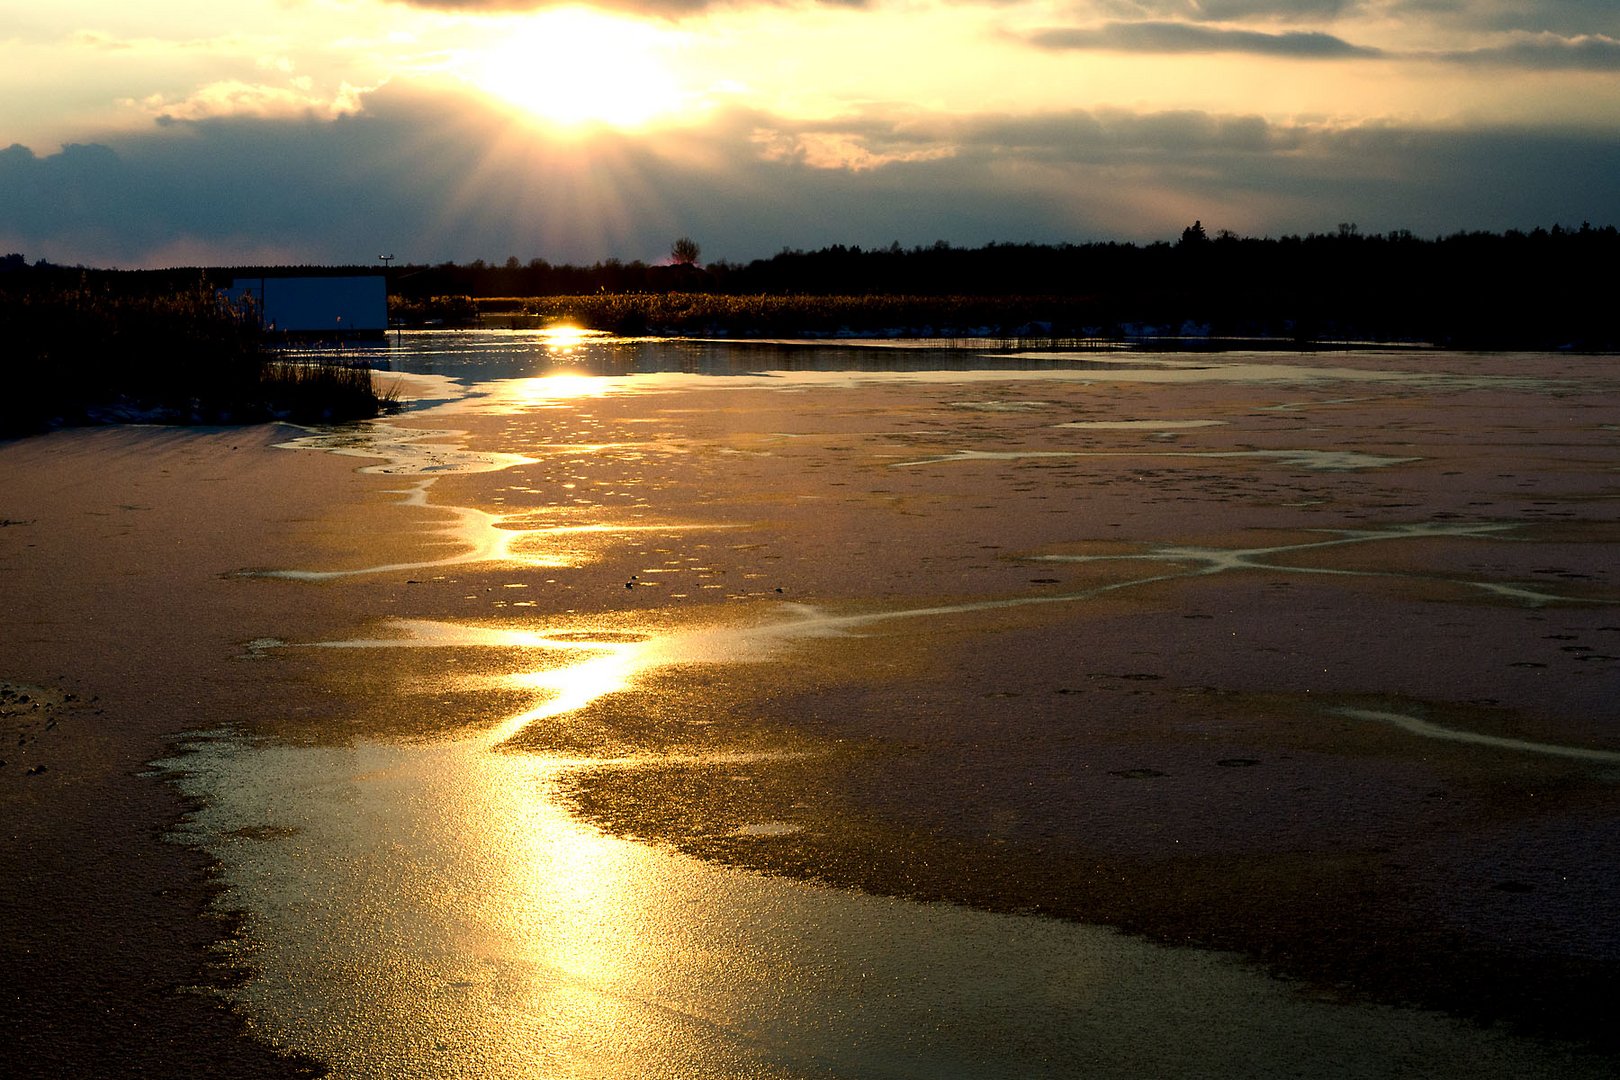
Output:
[[379, 255, 397, 345]]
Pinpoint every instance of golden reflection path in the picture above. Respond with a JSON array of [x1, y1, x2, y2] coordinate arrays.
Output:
[[268, 394, 1615, 761], [296, 519, 1612, 758], [161, 352, 1620, 1078], [160, 691, 1617, 1079], [262, 380, 1617, 757], [245, 477, 728, 582], [258, 413, 731, 581], [171, 506, 1620, 1077]]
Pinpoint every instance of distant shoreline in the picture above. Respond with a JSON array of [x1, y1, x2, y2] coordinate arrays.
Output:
[[8, 225, 1620, 351]]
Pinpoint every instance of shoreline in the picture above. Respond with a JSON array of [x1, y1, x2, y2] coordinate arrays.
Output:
[[0, 679, 326, 1079], [0, 424, 378, 1077]]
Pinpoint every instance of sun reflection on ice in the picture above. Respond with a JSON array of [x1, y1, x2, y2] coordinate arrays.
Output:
[[490, 373, 612, 414], [245, 479, 578, 580], [159, 710, 1617, 1080], [282, 518, 1614, 755], [474, 753, 640, 991], [491, 637, 646, 745], [176, 346, 1620, 1077]]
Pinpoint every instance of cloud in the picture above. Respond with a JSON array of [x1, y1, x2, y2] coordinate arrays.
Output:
[[379, 0, 869, 15], [1093, 1, 1364, 21], [3, 82, 1616, 268], [1386, 2, 1620, 37], [69, 29, 253, 53], [1026, 21, 1382, 57], [1024, 19, 1620, 71], [1042, 1, 1620, 38], [1436, 33, 1620, 71], [384, 0, 1370, 22], [130, 80, 370, 123]]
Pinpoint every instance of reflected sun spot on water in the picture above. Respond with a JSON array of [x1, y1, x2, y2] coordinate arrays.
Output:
[[537, 323, 599, 351]]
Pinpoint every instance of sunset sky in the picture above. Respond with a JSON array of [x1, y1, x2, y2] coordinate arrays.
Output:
[[4, 1, 1618, 267]]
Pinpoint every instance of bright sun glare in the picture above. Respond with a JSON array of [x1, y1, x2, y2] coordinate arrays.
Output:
[[538, 323, 596, 350], [466, 8, 688, 130]]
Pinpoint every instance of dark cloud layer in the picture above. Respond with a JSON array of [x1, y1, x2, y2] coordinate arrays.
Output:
[[1052, 1, 1620, 39], [1095, 1, 1362, 21], [3, 83, 1616, 267], [1393, 1, 1620, 37], [1439, 34, 1620, 71], [1027, 19, 1620, 70], [1027, 21, 1380, 57]]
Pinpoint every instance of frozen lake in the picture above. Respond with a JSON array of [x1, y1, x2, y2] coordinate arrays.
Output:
[[155, 333, 1620, 1076]]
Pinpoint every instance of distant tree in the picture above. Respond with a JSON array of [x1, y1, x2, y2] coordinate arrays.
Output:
[[670, 236, 701, 266], [504, 255, 521, 271], [1179, 220, 1209, 247]]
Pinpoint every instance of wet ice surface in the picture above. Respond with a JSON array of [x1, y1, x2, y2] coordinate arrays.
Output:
[[154, 730, 1610, 1080], [888, 447, 1422, 470], [1334, 707, 1620, 763], [255, 516, 1612, 751], [163, 338, 1620, 1076], [276, 423, 538, 475]]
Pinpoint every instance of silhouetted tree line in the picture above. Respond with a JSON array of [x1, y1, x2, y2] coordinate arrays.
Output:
[[5, 222, 1617, 347]]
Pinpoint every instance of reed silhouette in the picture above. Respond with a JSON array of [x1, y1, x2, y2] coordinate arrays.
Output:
[[0, 275, 395, 435]]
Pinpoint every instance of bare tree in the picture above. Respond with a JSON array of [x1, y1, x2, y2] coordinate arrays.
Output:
[[670, 236, 701, 266]]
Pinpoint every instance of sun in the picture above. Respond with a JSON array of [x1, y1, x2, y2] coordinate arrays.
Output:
[[463, 8, 690, 130]]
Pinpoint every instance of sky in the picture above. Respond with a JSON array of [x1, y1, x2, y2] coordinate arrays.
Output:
[[3, 0, 1618, 268]]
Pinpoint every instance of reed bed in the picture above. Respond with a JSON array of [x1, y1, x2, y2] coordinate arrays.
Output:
[[1, 281, 394, 435], [259, 357, 400, 423], [400, 292, 1113, 340], [525, 293, 1101, 338]]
